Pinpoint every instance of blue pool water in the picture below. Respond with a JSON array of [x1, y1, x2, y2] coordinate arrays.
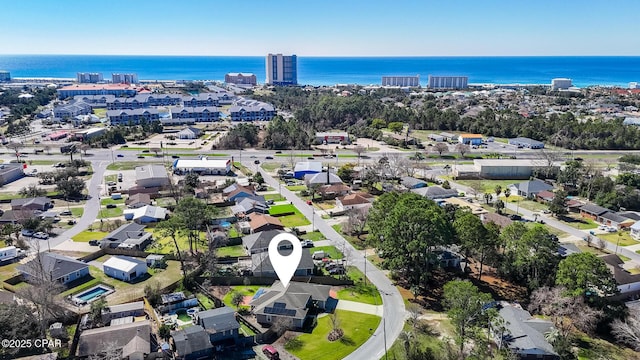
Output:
[[77, 286, 109, 302], [220, 221, 231, 228]]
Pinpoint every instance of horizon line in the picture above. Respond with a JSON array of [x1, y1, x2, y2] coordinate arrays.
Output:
[[1, 53, 640, 58]]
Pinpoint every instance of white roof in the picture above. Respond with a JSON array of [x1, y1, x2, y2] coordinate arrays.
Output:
[[135, 164, 168, 180], [474, 159, 548, 167], [294, 161, 322, 173], [631, 221, 640, 231], [123, 205, 167, 220], [174, 158, 230, 170], [103, 256, 145, 272]]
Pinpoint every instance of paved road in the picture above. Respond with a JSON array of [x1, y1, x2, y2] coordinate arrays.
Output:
[[252, 162, 406, 360], [444, 179, 640, 263]]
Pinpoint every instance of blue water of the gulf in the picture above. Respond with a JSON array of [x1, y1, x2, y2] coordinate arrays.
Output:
[[1, 55, 639, 87]]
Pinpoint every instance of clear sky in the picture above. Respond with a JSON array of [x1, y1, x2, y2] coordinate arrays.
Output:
[[2, 0, 639, 56]]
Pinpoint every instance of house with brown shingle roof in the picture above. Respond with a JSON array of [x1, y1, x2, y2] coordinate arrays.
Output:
[[337, 193, 374, 210], [318, 183, 351, 198], [535, 190, 555, 203], [248, 213, 284, 233], [126, 193, 151, 209], [480, 212, 513, 228]]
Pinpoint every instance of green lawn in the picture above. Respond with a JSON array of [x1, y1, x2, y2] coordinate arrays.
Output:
[[560, 215, 599, 230], [599, 232, 638, 247], [69, 207, 84, 217], [155, 197, 177, 208], [448, 178, 517, 194], [196, 293, 216, 310], [269, 204, 298, 215], [0, 262, 20, 282], [309, 246, 343, 259], [385, 321, 449, 360], [285, 185, 307, 192], [300, 231, 326, 241], [261, 163, 281, 172], [286, 310, 381, 360], [337, 284, 381, 305], [228, 227, 240, 238], [264, 193, 286, 201], [510, 199, 549, 212], [104, 174, 117, 183], [279, 213, 311, 227], [98, 206, 124, 218], [232, 162, 250, 176], [239, 323, 256, 336], [72, 230, 109, 242], [222, 285, 264, 308], [0, 193, 23, 201], [217, 245, 246, 257], [331, 224, 368, 250], [147, 228, 207, 255], [107, 161, 155, 170], [100, 198, 125, 206]]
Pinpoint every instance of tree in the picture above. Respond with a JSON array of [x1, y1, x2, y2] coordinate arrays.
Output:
[[494, 199, 505, 214], [43, 144, 51, 155], [443, 280, 492, 359], [611, 311, 640, 351], [0, 304, 43, 358], [156, 216, 187, 278], [494, 185, 503, 198], [434, 142, 448, 156], [555, 252, 618, 298], [174, 197, 215, 254], [80, 143, 91, 156], [455, 143, 470, 157], [7, 142, 23, 162], [388, 121, 404, 133], [144, 282, 162, 307], [56, 176, 86, 199], [327, 312, 344, 341], [503, 188, 511, 201], [337, 163, 356, 184], [184, 172, 200, 190], [483, 192, 492, 204], [252, 172, 264, 185], [371, 118, 386, 129], [271, 317, 293, 336], [89, 298, 107, 327], [442, 180, 451, 189], [368, 193, 454, 287], [454, 211, 488, 273], [467, 181, 484, 200], [19, 184, 46, 198], [353, 145, 366, 166], [344, 207, 368, 236], [231, 291, 244, 309], [549, 189, 568, 217], [158, 324, 172, 342]]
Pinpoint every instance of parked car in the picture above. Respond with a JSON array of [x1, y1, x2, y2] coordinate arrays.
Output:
[[607, 227, 617, 233], [306, 200, 312, 205], [254, 160, 260, 164], [265, 156, 274, 159], [301, 240, 314, 248], [275, 151, 282, 154], [106, 204, 117, 209], [266, 200, 275, 205], [262, 345, 280, 360], [172, 155, 180, 158], [67, 219, 76, 225], [307, 157, 315, 160], [33, 232, 49, 239], [59, 210, 72, 216], [88, 240, 99, 246], [21, 229, 34, 237], [116, 154, 124, 158], [53, 162, 65, 168], [118, 173, 123, 182], [329, 267, 345, 275], [509, 214, 522, 221]]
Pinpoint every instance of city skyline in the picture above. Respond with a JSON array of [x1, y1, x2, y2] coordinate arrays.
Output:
[[2, 0, 640, 57]]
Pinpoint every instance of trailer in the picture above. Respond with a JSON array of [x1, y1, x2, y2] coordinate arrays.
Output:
[[0, 246, 18, 262]]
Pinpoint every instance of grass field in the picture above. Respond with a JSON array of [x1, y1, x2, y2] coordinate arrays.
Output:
[[260, 163, 281, 172], [286, 310, 381, 360], [70, 207, 84, 217], [146, 227, 208, 255], [447, 178, 517, 194], [331, 224, 368, 250], [264, 193, 286, 201], [106, 162, 155, 170], [98, 206, 124, 218], [309, 245, 343, 259], [599, 232, 638, 247], [100, 198, 125, 206], [279, 213, 311, 227], [300, 231, 326, 241], [0, 262, 20, 282], [285, 185, 307, 192], [560, 215, 599, 230], [196, 293, 216, 310], [222, 285, 264, 309], [72, 230, 109, 242], [104, 174, 117, 183], [217, 245, 245, 257], [268, 204, 298, 215]]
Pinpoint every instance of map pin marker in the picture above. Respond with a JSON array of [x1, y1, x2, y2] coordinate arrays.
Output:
[[268, 232, 302, 288]]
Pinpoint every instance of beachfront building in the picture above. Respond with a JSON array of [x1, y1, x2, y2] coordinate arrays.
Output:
[[225, 73, 257, 86], [107, 108, 160, 125], [183, 92, 234, 107], [266, 54, 297, 85], [57, 83, 138, 99], [0, 71, 10, 82], [77, 72, 104, 83], [74, 95, 115, 107], [107, 94, 183, 110], [53, 101, 92, 119], [551, 78, 573, 90], [229, 101, 275, 121], [428, 75, 468, 89], [112, 73, 139, 84], [173, 158, 231, 175], [168, 106, 220, 124], [382, 75, 420, 87]]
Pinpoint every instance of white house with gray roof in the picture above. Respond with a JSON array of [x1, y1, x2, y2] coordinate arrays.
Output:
[[195, 307, 240, 344], [103, 256, 147, 282], [18, 252, 89, 285], [494, 302, 559, 360]]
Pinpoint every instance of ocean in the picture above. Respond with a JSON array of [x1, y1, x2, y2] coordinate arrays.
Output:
[[0, 55, 639, 87]]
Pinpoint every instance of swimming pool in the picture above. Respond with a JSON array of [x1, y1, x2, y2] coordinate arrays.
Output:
[[72, 284, 114, 305]]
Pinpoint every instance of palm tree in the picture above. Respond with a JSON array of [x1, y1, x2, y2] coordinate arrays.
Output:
[[483, 192, 493, 204], [504, 188, 511, 202], [494, 185, 503, 198]]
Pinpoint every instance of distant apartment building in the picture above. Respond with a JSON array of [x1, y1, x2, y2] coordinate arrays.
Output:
[[107, 94, 183, 110], [183, 92, 233, 107], [167, 106, 220, 124], [112, 73, 139, 84], [225, 73, 257, 86], [53, 101, 92, 119], [630, 82, 639, 89], [73, 95, 116, 107], [428, 76, 468, 89], [76, 72, 104, 83], [57, 84, 138, 99], [382, 75, 420, 87], [107, 109, 160, 125], [0, 71, 10, 82], [230, 101, 276, 121], [266, 54, 297, 85], [551, 78, 573, 90]]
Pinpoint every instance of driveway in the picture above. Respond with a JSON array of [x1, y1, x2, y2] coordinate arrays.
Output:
[[335, 300, 383, 316], [251, 162, 406, 360]]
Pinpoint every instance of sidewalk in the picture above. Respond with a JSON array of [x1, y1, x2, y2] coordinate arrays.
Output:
[[335, 299, 383, 316]]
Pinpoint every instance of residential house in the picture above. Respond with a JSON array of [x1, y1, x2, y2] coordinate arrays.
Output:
[[248, 213, 284, 233], [618, 212, 640, 222], [251, 281, 336, 329], [0, 210, 34, 224], [171, 325, 214, 360], [566, 199, 584, 213], [317, 183, 351, 199], [599, 212, 634, 230], [126, 193, 151, 209], [442, 197, 488, 216], [231, 197, 269, 217], [0, 164, 25, 186], [11, 197, 51, 211], [224, 185, 255, 203], [411, 186, 459, 200], [600, 254, 640, 296], [494, 302, 559, 360], [336, 193, 374, 211], [76, 320, 151, 359], [100, 223, 153, 250], [304, 172, 343, 187], [123, 205, 168, 224], [293, 161, 322, 180], [242, 230, 287, 254], [514, 179, 553, 198], [102, 256, 148, 282], [251, 250, 314, 277], [135, 164, 169, 188], [579, 204, 610, 221], [145, 254, 165, 268], [158, 292, 199, 314], [401, 176, 428, 189], [480, 212, 513, 228], [177, 126, 202, 139], [535, 190, 555, 203], [101, 301, 145, 324], [18, 252, 89, 285], [196, 307, 240, 344], [631, 221, 640, 240]]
